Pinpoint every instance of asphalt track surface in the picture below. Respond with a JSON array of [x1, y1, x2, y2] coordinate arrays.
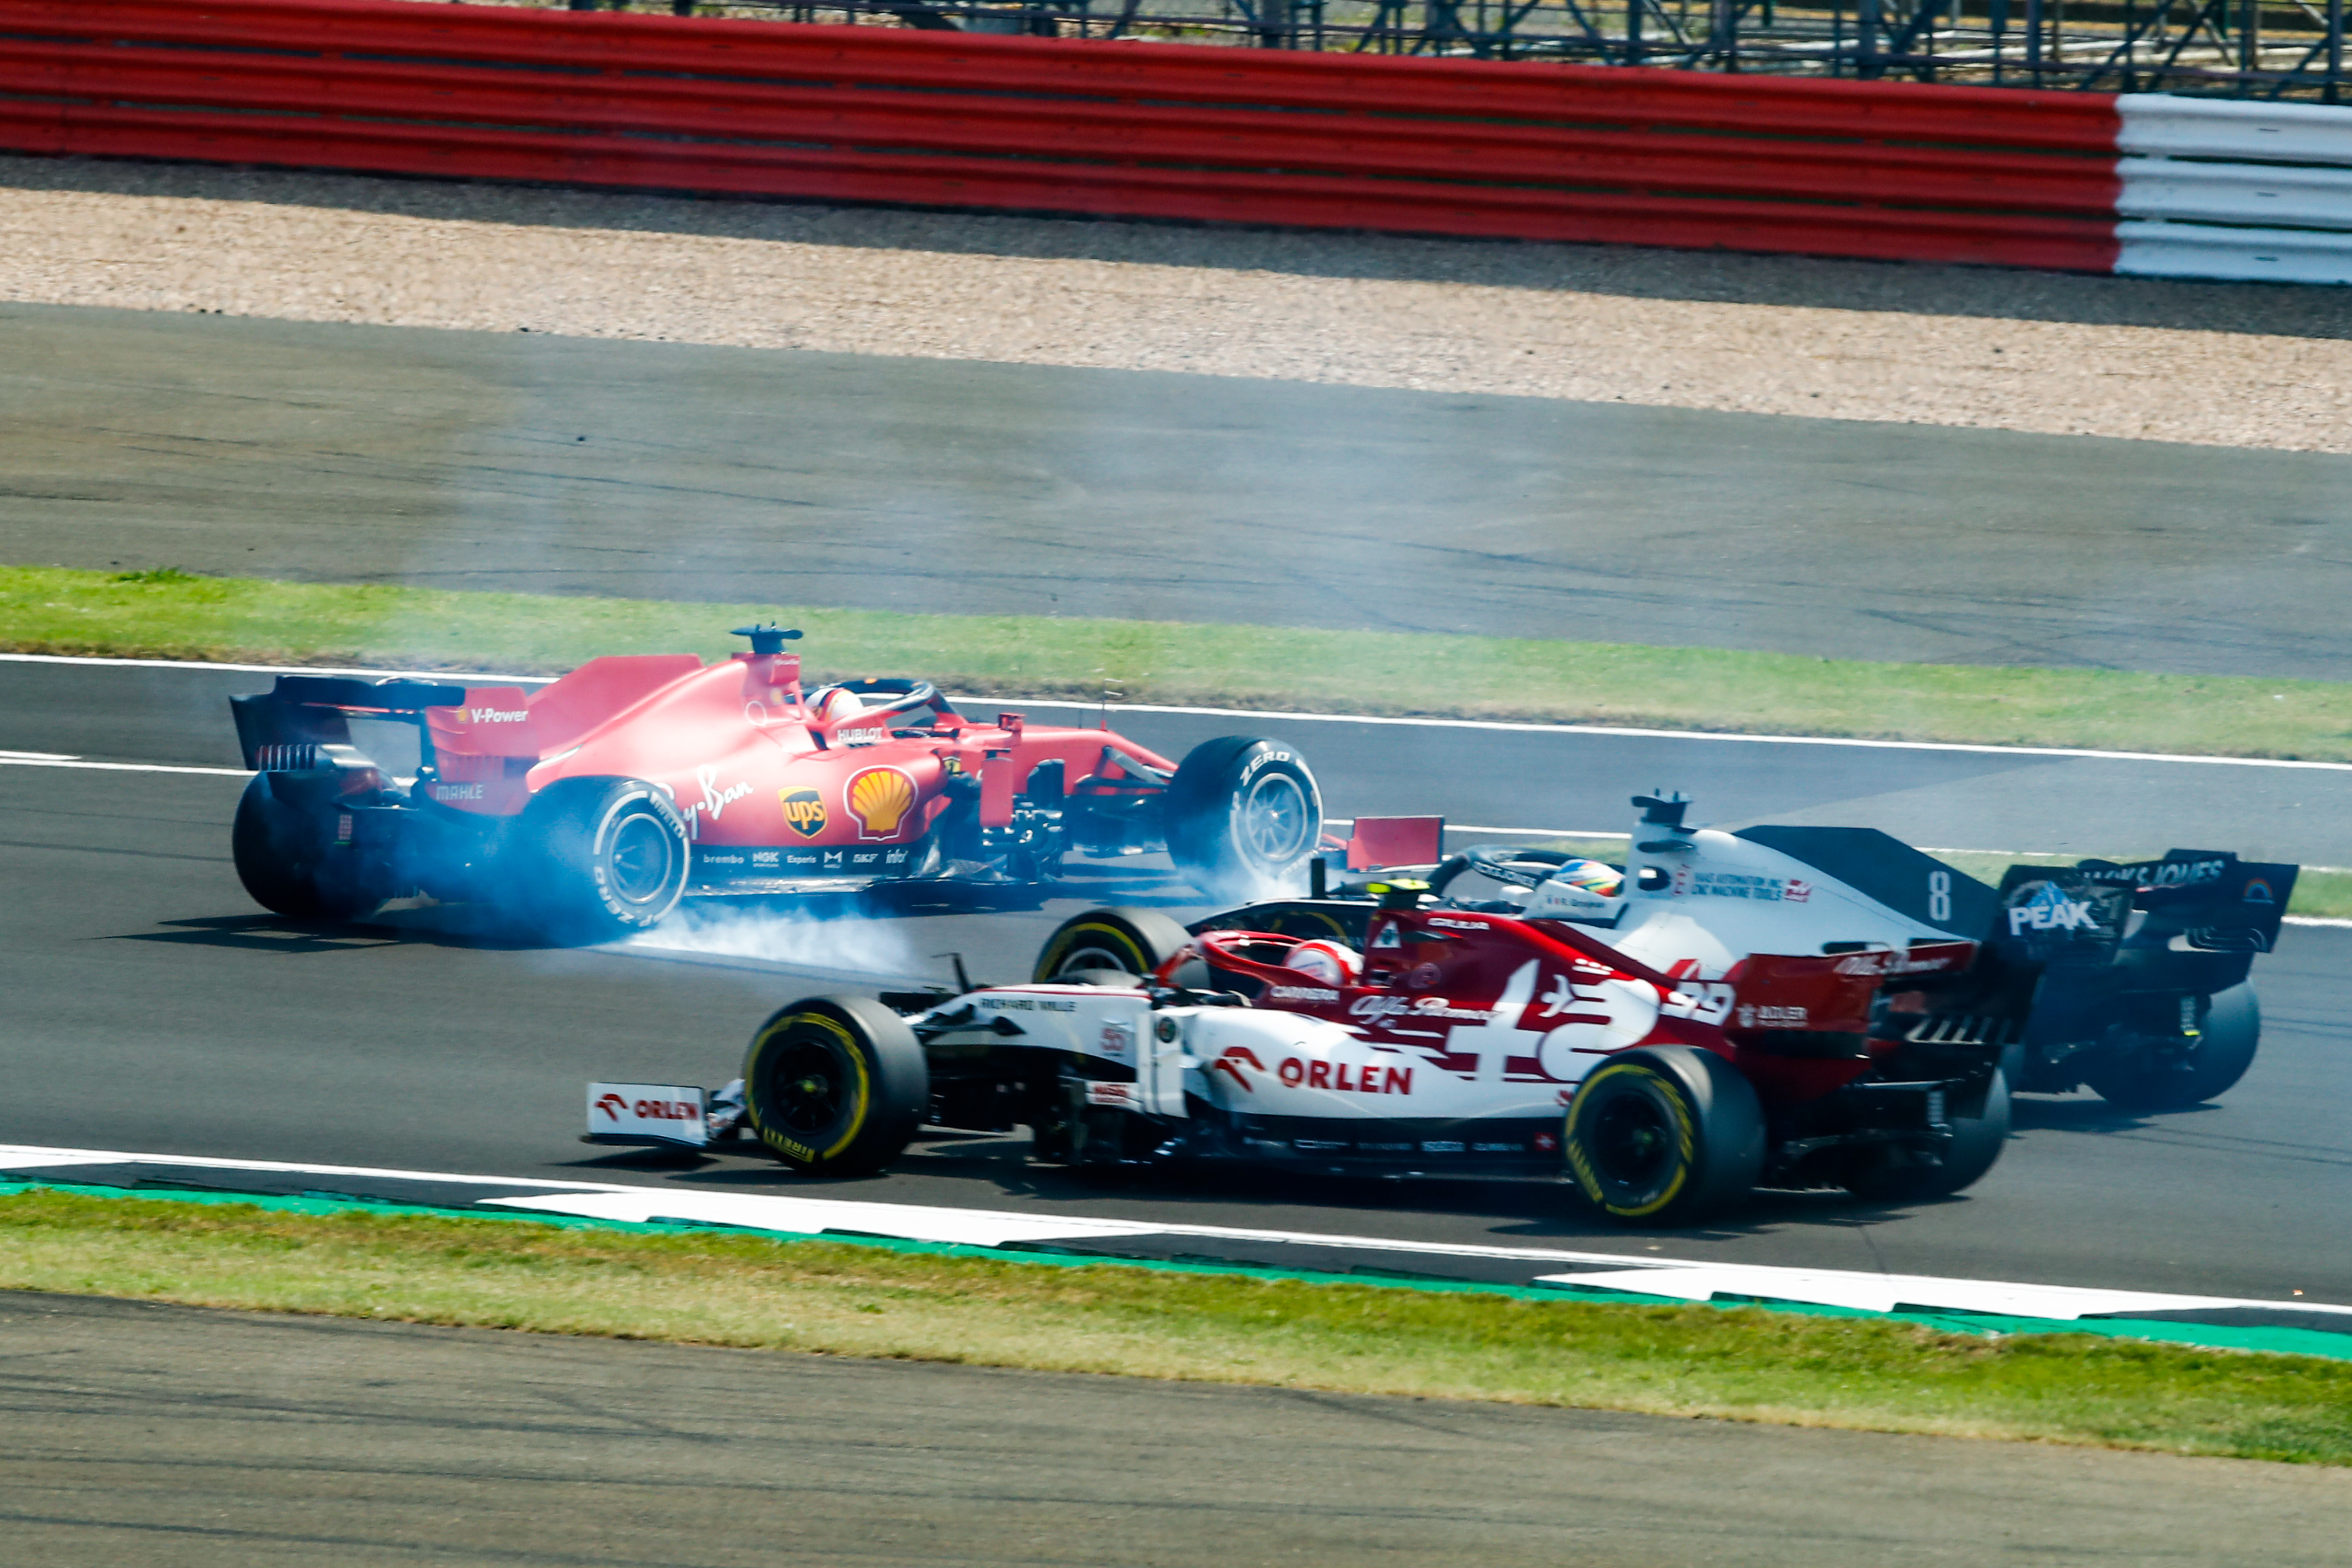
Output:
[[4, 660, 2348, 1306], [13, 655, 2352, 863], [8, 302, 2352, 681], [8, 1293, 2348, 1568]]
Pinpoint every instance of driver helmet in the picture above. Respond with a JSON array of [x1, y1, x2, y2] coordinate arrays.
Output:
[[1526, 858, 1627, 923], [1283, 938, 1362, 986], [1551, 858, 1624, 898], [808, 685, 868, 723]]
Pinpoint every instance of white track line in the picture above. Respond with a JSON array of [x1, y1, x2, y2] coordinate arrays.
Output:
[[4, 1142, 2342, 1325], [0, 756, 249, 777], [8, 652, 2345, 772]]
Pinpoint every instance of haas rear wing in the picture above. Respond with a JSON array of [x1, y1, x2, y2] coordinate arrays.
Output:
[[229, 675, 467, 771], [1990, 851, 2299, 966]]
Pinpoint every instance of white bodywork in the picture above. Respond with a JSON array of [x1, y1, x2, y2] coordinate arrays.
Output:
[[1525, 824, 1953, 979]]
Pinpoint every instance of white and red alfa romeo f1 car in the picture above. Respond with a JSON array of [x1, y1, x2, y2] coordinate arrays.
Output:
[[594, 800, 2029, 1223]]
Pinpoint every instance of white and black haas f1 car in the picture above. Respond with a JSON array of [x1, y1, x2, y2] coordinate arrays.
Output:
[[225, 626, 1322, 941], [1116, 792, 2294, 1113], [595, 840, 2015, 1228]]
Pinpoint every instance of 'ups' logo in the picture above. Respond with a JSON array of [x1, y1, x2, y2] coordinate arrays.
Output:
[[779, 788, 828, 838]]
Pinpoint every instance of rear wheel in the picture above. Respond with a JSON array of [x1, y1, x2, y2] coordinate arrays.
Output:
[[1563, 1046, 1765, 1225], [1164, 736, 1322, 897], [1844, 1068, 2012, 1202], [1033, 907, 1193, 983], [514, 777, 690, 944], [2082, 985, 2260, 1110], [230, 774, 385, 921], [742, 997, 929, 1177]]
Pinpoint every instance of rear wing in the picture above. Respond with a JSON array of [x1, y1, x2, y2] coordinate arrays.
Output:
[[1992, 851, 2299, 964], [228, 675, 467, 770]]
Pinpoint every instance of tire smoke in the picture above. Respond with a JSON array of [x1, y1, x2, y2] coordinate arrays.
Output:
[[626, 901, 916, 977]]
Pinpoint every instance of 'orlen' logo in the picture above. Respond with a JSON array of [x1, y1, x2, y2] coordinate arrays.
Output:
[[779, 788, 828, 838], [844, 765, 919, 841], [2007, 881, 2104, 936], [1208, 1045, 1265, 1093], [593, 1092, 628, 1122]]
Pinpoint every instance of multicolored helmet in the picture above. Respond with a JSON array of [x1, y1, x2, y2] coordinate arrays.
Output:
[[1552, 858, 1624, 898]]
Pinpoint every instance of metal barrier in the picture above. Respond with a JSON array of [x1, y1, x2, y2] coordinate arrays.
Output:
[[2115, 96, 2352, 281], [0, 0, 2124, 269]]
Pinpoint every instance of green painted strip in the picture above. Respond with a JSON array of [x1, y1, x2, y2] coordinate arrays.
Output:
[[7, 1178, 2342, 1363]]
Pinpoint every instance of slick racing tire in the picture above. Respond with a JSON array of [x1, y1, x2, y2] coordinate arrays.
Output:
[[1164, 736, 1322, 897], [1033, 907, 1192, 983], [1563, 1046, 1765, 1225], [230, 774, 386, 922], [1843, 1068, 2013, 1203], [742, 997, 930, 1177], [515, 777, 690, 944], [2081, 985, 2261, 1111]]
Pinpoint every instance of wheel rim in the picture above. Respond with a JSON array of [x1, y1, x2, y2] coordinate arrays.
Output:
[[1589, 1088, 1676, 1196], [605, 812, 678, 907], [769, 1034, 853, 1137], [1235, 773, 1313, 867], [1057, 942, 1137, 977]]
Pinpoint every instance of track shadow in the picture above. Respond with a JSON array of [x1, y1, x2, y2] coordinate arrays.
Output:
[[115, 906, 545, 954], [2009, 1093, 2224, 1135]]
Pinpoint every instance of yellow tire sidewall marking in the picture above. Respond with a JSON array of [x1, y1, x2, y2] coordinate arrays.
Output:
[[1043, 922, 1146, 979], [1563, 1060, 1698, 1218], [749, 1010, 872, 1167]]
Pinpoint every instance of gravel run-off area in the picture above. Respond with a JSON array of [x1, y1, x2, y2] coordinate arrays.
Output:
[[3, 153, 2351, 453]]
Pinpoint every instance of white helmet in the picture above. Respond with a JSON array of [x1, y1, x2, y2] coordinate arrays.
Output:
[[1283, 939, 1362, 986], [808, 686, 868, 723]]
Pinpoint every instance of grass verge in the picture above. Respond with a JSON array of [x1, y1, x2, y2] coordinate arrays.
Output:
[[10, 565, 2352, 760], [4, 1188, 2348, 1465]]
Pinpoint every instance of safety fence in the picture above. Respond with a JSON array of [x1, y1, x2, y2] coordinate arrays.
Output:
[[558, 1, 2352, 106], [0, 0, 2347, 282]]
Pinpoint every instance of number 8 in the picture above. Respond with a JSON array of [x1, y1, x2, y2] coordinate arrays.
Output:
[[1928, 870, 1952, 924]]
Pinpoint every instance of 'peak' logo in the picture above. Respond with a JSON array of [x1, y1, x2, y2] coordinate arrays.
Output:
[[2008, 881, 2103, 936]]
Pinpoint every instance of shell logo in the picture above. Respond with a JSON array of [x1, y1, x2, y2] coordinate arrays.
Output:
[[844, 765, 919, 841]]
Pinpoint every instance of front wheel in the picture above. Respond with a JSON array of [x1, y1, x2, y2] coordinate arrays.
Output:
[[742, 997, 930, 1177], [1163, 736, 1322, 898], [2082, 986, 2261, 1110], [513, 777, 690, 944], [1563, 1046, 1765, 1225], [230, 774, 385, 921]]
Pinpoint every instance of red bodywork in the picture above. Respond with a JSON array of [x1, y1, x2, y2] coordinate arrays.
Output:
[[1186, 906, 1978, 1109], [416, 650, 1174, 883]]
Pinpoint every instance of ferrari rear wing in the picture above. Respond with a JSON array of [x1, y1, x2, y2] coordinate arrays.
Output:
[[228, 675, 467, 770]]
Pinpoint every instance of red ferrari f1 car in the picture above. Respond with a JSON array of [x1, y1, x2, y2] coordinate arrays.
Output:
[[227, 626, 1321, 940]]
